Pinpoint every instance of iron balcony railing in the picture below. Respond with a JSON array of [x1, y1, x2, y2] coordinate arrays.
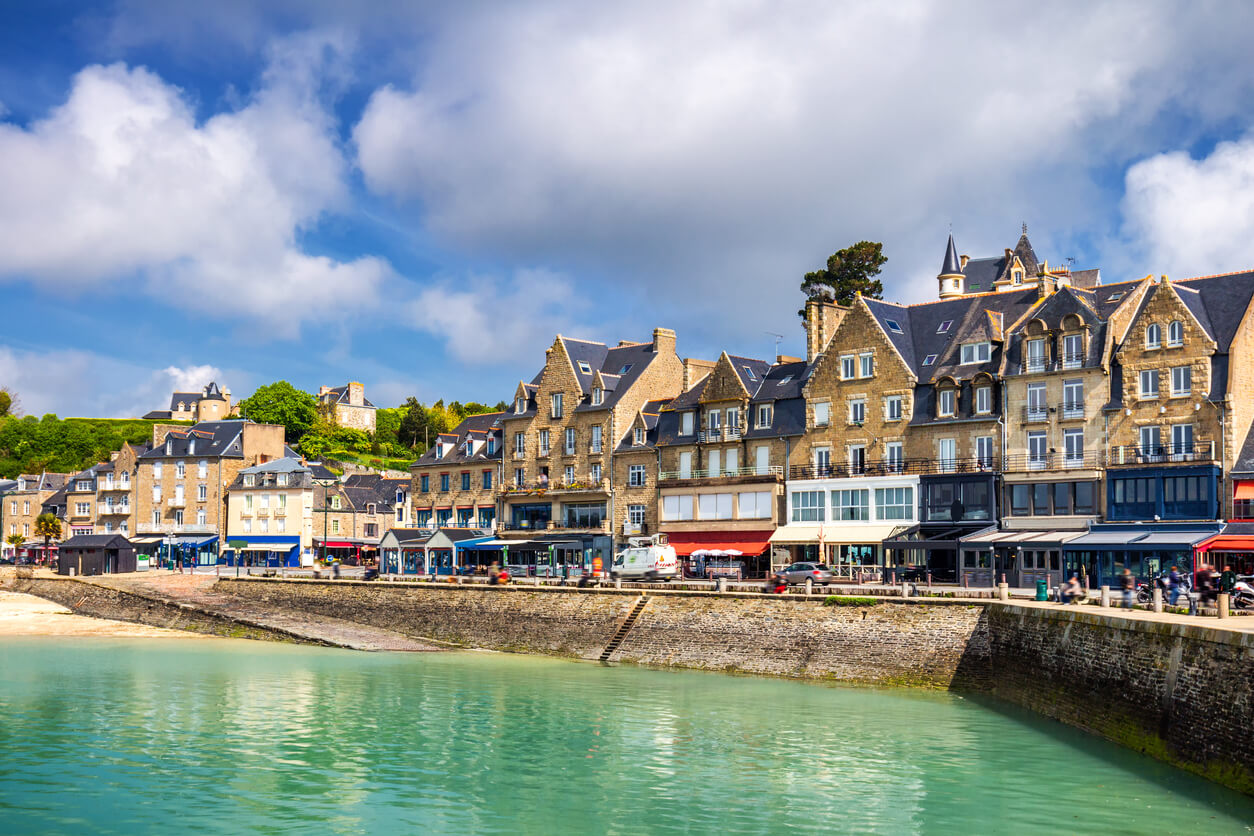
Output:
[[697, 426, 744, 443], [1109, 441, 1216, 465], [1233, 499, 1254, 520], [1059, 401, 1085, 420], [1021, 402, 1086, 422], [1002, 450, 1104, 472], [788, 456, 999, 480], [96, 503, 130, 515], [1022, 405, 1049, 423], [1018, 353, 1085, 374], [658, 465, 783, 481]]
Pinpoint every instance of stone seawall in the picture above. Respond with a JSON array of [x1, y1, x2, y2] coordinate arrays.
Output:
[[987, 604, 1254, 795], [13, 577, 316, 644], [214, 579, 992, 688]]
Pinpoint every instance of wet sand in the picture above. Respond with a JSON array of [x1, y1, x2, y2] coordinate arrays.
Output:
[[0, 590, 205, 638]]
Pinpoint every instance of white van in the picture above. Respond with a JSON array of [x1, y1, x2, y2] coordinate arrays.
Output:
[[610, 535, 680, 581]]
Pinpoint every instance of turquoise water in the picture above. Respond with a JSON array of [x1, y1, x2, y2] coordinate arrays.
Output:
[[0, 639, 1251, 834]]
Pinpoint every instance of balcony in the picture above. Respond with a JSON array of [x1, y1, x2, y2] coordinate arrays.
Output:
[[70, 508, 93, 520], [1022, 406, 1049, 423], [659, 466, 783, 481], [255, 507, 270, 517], [788, 457, 999, 479], [1019, 353, 1086, 375], [166, 497, 186, 508], [499, 519, 610, 534], [622, 521, 650, 537], [136, 523, 217, 535], [96, 503, 130, 516], [272, 507, 286, 517], [1003, 450, 1103, 472], [1059, 401, 1085, 420], [698, 427, 743, 443], [1109, 441, 1216, 466], [502, 479, 610, 496]]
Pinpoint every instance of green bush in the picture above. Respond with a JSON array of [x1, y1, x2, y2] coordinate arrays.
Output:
[[822, 595, 880, 607]]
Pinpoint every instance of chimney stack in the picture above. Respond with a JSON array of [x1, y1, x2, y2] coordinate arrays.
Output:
[[651, 327, 677, 355]]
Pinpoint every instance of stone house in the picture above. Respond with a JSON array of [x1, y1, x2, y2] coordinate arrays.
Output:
[[60, 464, 108, 538], [224, 458, 315, 567], [4, 472, 70, 560], [92, 441, 150, 540], [410, 411, 503, 531], [318, 382, 377, 434], [142, 381, 234, 422], [134, 420, 287, 564], [311, 472, 410, 562]]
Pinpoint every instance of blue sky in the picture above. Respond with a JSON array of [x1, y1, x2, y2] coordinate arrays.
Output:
[[4, 1, 1254, 417]]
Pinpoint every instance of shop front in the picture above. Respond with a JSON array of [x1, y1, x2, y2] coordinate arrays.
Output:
[[667, 530, 774, 579], [379, 529, 435, 575], [221, 535, 301, 568], [464, 533, 609, 577], [1063, 523, 1224, 587], [958, 529, 1084, 588], [314, 537, 378, 565], [882, 473, 997, 583], [768, 523, 906, 581], [1193, 523, 1254, 575]]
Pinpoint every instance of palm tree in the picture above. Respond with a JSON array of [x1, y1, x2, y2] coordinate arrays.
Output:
[[33, 513, 61, 567], [5, 532, 24, 561]]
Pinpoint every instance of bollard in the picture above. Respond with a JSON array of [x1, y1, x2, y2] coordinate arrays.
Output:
[[900, 582, 909, 599], [614, 578, 622, 590], [805, 577, 813, 596], [997, 582, 1009, 602], [1219, 592, 1230, 619], [716, 577, 727, 593], [1100, 585, 1110, 608], [1152, 587, 1163, 613], [926, 572, 932, 588]]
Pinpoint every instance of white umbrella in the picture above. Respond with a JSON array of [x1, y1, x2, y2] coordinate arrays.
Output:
[[691, 549, 712, 558], [723, 549, 743, 556]]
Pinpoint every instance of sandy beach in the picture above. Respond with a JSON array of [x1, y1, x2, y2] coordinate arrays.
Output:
[[0, 589, 205, 638]]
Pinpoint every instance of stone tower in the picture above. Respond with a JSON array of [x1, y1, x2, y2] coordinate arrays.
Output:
[[938, 233, 964, 299]]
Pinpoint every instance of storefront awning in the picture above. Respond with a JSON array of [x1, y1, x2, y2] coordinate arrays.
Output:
[[232, 542, 298, 552], [883, 524, 995, 551], [129, 535, 165, 545], [1197, 535, 1254, 553], [1066, 525, 1222, 550], [666, 530, 773, 557], [168, 535, 218, 548], [769, 524, 907, 545], [960, 529, 1088, 547], [1236, 482, 1254, 500]]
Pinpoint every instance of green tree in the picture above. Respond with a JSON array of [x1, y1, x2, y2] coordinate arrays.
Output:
[[34, 512, 61, 564], [397, 398, 428, 450], [799, 241, 887, 313], [0, 387, 16, 417], [237, 381, 318, 442], [5, 533, 24, 551]]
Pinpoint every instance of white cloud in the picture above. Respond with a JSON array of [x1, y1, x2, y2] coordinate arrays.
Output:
[[1121, 134, 1254, 278], [0, 31, 389, 337]]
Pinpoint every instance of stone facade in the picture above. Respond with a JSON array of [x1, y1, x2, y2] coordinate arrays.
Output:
[[3, 474, 70, 548], [318, 382, 377, 434]]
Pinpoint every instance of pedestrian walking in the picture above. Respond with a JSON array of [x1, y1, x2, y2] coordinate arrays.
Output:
[[1168, 565, 1183, 607], [1061, 573, 1082, 604], [1220, 564, 1237, 595], [1120, 568, 1135, 609]]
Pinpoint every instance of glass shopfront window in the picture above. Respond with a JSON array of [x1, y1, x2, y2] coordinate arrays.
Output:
[[510, 503, 552, 530], [923, 477, 993, 522]]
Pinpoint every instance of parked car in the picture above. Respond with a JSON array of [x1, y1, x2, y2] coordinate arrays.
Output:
[[779, 562, 836, 585]]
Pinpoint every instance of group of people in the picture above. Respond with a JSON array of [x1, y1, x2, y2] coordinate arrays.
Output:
[[1059, 564, 1241, 611]]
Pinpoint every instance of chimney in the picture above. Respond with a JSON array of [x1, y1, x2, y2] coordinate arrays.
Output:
[[960, 254, 970, 269], [347, 382, 365, 406], [682, 358, 716, 390], [651, 327, 677, 355], [318, 386, 331, 397], [776, 354, 803, 364]]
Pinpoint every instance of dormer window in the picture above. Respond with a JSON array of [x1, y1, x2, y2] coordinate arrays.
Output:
[[1012, 268, 1023, 284], [938, 388, 956, 417], [165, 440, 173, 455], [487, 437, 496, 455], [1167, 320, 1183, 347], [633, 427, 644, 446], [434, 443, 444, 459], [592, 387, 603, 406], [243, 474, 255, 487], [757, 403, 773, 428], [1146, 323, 1162, 349], [331, 495, 341, 510], [188, 439, 195, 455], [397, 489, 405, 504], [680, 411, 694, 436], [277, 473, 287, 487], [515, 396, 526, 414], [960, 342, 991, 364]]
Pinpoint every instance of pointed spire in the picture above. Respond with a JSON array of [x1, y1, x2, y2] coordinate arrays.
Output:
[[940, 234, 962, 276]]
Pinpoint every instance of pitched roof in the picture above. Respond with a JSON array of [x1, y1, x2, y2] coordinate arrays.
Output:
[[940, 234, 962, 275], [60, 534, 134, 549], [139, 420, 249, 460], [412, 412, 504, 468], [321, 384, 376, 409]]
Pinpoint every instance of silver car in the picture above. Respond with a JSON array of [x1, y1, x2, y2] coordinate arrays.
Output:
[[779, 562, 836, 585]]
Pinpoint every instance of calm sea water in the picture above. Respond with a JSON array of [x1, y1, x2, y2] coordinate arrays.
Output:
[[0, 639, 1251, 835]]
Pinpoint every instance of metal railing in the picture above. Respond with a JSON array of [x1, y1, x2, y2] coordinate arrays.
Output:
[[1003, 450, 1104, 472], [698, 426, 743, 443], [503, 479, 609, 494], [1022, 405, 1049, 423], [788, 457, 998, 479], [1110, 441, 1215, 465], [1059, 401, 1085, 420], [659, 465, 783, 481], [96, 503, 130, 515], [136, 523, 217, 535], [1233, 499, 1254, 520], [166, 497, 186, 508], [1018, 353, 1086, 374]]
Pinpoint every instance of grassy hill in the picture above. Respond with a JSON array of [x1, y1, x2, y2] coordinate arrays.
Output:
[[0, 416, 193, 479]]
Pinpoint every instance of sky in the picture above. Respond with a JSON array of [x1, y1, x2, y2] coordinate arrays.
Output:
[[4, 1, 1254, 418]]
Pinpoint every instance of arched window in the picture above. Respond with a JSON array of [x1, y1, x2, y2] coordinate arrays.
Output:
[[1167, 320, 1183, 347], [1145, 323, 1161, 349]]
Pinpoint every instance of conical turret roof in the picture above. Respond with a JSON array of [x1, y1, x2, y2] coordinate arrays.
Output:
[[940, 234, 962, 276]]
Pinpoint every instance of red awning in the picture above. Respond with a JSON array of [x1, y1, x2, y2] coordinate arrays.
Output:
[[1236, 482, 1254, 500], [1196, 535, 1254, 553], [666, 530, 774, 557], [318, 540, 354, 549]]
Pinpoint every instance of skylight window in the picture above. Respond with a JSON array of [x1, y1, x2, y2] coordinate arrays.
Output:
[[618, 364, 633, 374], [578, 362, 592, 374], [1107, 292, 1124, 302], [885, 319, 903, 334], [937, 321, 953, 333], [923, 354, 937, 365], [743, 366, 757, 381], [777, 375, 792, 386]]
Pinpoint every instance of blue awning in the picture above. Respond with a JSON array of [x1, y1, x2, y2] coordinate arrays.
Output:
[[167, 535, 218, 548]]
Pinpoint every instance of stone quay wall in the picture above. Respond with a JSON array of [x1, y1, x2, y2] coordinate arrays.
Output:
[[214, 579, 992, 688], [986, 604, 1254, 795]]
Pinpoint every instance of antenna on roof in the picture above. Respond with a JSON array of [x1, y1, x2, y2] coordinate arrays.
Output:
[[765, 331, 783, 360], [1022, 222, 1028, 235]]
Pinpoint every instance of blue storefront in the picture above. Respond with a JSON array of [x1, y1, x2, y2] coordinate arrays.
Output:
[[1063, 522, 1224, 587], [1106, 465, 1220, 521], [156, 535, 220, 567], [221, 535, 301, 568]]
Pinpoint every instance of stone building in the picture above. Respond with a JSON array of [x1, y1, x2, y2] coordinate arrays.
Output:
[[142, 381, 234, 422], [3, 472, 70, 561], [224, 458, 315, 567], [410, 411, 503, 531], [498, 329, 686, 566], [134, 419, 286, 565], [318, 382, 377, 434], [311, 472, 410, 563], [60, 464, 107, 538], [92, 441, 150, 540]]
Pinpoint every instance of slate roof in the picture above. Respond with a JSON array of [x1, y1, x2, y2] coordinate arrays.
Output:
[[305, 462, 340, 482], [614, 399, 670, 452], [412, 412, 504, 468], [59, 534, 134, 550], [15, 473, 70, 492], [563, 337, 661, 412], [339, 473, 411, 514], [321, 385, 376, 409], [940, 234, 962, 275], [1232, 419, 1254, 476], [139, 420, 250, 460]]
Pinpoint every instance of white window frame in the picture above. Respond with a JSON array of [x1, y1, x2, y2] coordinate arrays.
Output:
[[756, 404, 772, 428], [840, 355, 856, 380], [539, 429, 550, 456], [960, 342, 991, 364], [1167, 320, 1183, 347], [938, 389, 955, 417], [565, 427, 576, 455], [1139, 369, 1159, 399], [859, 352, 874, 378], [633, 427, 644, 446], [1145, 322, 1161, 349], [628, 464, 646, 487], [884, 395, 903, 421], [849, 398, 866, 425], [975, 386, 991, 415], [590, 426, 603, 453], [551, 393, 564, 418], [681, 412, 694, 436], [813, 401, 831, 427], [1170, 365, 1191, 397]]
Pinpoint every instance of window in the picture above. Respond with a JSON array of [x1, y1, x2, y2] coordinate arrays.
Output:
[[832, 489, 869, 521], [662, 495, 693, 521], [1064, 428, 1084, 466], [1145, 322, 1161, 348], [776, 376, 792, 386], [174, 510, 184, 526], [487, 436, 496, 455], [629, 464, 646, 487], [960, 342, 991, 364], [737, 491, 772, 519], [1027, 383, 1047, 420], [848, 444, 866, 474], [791, 491, 825, 522], [937, 438, 956, 472], [578, 361, 592, 374], [153, 462, 162, 480], [628, 504, 647, 526], [875, 487, 913, 520], [564, 465, 575, 484], [198, 460, 207, 478], [633, 427, 645, 446], [618, 364, 633, 375], [565, 427, 576, 454], [757, 404, 773, 428], [860, 352, 874, 378], [514, 468, 525, 487], [813, 401, 831, 427], [243, 518, 252, 533], [197, 509, 207, 526], [726, 408, 740, 431], [277, 473, 287, 487], [243, 474, 255, 487], [840, 355, 856, 379], [514, 433, 525, 454], [76, 480, 91, 492], [1167, 320, 1183, 347], [1057, 333, 1082, 369], [590, 426, 603, 453], [678, 451, 692, 478], [1107, 291, 1125, 302], [885, 319, 903, 334], [707, 450, 721, 477], [1063, 379, 1083, 417], [743, 366, 757, 381], [197, 484, 207, 501], [1140, 369, 1159, 398], [461, 472, 471, 491], [331, 495, 342, 510], [976, 436, 994, 468], [681, 412, 694, 436], [884, 395, 903, 421], [590, 463, 602, 483], [975, 386, 991, 414], [539, 430, 550, 456], [937, 320, 953, 333], [1171, 366, 1192, 396], [698, 493, 734, 520], [813, 447, 831, 475], [420, 474, 430, 492], [551, 393, 563, 418], [516, 396, 527, 414], [152, 485, 161, 502], [849, 398, 866, 424], [482, 470, 493, 490], [592, 387, 603, 406], [1139, 426, 1161, 456], [152, 510, 160, 526], [923, 354, 937, 366], [1028, 431, 1047, 469], [755, 445, 770, 475], [938, 388, 955, 417], [1171, 423, 1194, 457], [455, 508, 473, 528], [75, 502, 90, 516], [707, 410, 721, 431], [436, 509, 453, 527], [885, 442, 903, 472], [1024, 338, 1046, 372], [176, 461, 185, 478], [440, 473, 450, 492]]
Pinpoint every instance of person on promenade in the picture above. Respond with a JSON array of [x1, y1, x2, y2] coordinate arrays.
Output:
[[1120, 569, 1135, 609], [1168, 566, 1183, 607], [1220, 564, 1237, 596], [488, 561, 501, 585], [1061, 574, 1082, 604]]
